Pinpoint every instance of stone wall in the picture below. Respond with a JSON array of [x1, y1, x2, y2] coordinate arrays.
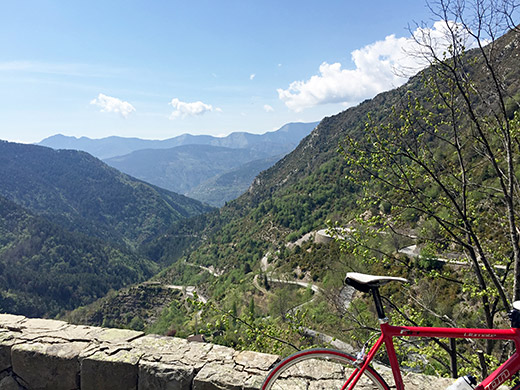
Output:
[[0, 314, 455, 390], [0, 314, 278, 390]]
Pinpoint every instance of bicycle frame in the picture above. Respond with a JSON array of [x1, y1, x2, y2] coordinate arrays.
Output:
[[346, 323, 520, 390]]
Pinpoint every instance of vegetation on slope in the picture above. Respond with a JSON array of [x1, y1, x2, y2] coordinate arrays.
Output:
[[0, 141, 212, 248], [119, 8, 520, 379], [0, 142, 214, 318], [0, 196, 158, 317]]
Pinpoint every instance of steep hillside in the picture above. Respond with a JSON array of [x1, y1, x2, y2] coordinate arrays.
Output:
[[0, 141, 213, 247], [0, 195, 158, 317], [104, 144, 271, 197], [186, 155, 281, 206], [117, 26, 520, 356]]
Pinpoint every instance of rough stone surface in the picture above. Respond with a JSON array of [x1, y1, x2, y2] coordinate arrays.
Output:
[[0, 315, 25, 331], [81, 349, 141, 390], [0, 375, 22, 390], [18, 318, 68, 332], [11, 341, 86, 390], [376, 365, 454, 390], [138, 361, 194, 390], [0, 336, 12, 372], [193, 362, 264, 390], [234, 350, 279, 371], [89, 327, 144, 344], [0, 315, 472, 390]]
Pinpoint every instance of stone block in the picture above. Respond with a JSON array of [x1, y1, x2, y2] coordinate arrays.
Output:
[[11, 341, 87, 390], [193, 362, 264, 390], [0, 331, 16, 372], [0, 375, 23, 390], [80, 349, 141, 390], [0, 346, 10, 373], [131, 334, 189, 358], [0, 315, 25, 331], [138, 360, 194, 390], [234, 350, 279, 371], [181, 340, 214, 367], [89, 327, 144, 344], [52, 324, 94, 342], [204, 344, 235, 364]]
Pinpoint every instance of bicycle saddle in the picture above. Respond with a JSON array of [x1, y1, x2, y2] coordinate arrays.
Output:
[[345, 272, 408, 292]]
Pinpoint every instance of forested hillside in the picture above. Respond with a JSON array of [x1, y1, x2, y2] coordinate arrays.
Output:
[[0, 141, 212, 247], [0, 142, 213, 318], [0, 195, 158, 317]]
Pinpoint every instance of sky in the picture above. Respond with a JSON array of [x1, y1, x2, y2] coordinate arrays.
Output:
[[0, 0, 459, 143]]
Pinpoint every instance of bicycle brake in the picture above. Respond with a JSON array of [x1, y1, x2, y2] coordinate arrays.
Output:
[[354, 346, 367, 367]]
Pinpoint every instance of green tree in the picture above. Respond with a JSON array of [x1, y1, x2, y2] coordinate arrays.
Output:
[[341, 0, 520, 333]]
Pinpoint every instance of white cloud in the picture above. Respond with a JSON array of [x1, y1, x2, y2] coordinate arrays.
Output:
[[263, 104, 274, 112], [90, 93, 135, 118], [278, 21, 481, 112], [169, 98, 219, 119], [250, 73, 256, 80]]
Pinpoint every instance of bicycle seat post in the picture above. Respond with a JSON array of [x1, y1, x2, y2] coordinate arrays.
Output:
[[371, 286, 388, 323], [344, 272, 408, 324]]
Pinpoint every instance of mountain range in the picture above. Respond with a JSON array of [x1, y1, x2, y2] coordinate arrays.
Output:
[[38, 122, 318, 160], [38, 122, 318, 206]]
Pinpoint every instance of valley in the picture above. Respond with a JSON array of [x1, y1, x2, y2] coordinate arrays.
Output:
[[1, 8, 519, 382]]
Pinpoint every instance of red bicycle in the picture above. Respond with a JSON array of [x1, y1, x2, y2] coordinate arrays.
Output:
[[261, 272, 520, 390]]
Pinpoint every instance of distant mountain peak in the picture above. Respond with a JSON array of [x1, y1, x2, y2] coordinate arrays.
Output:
[[37, 121, 319, 160], [36, 122, 319, 205]]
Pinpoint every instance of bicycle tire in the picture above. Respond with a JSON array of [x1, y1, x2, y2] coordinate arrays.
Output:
[[261, 348, 391, 390]]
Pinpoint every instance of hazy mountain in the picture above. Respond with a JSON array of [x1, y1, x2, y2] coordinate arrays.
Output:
[[37, 122, 318, 206], [38, 122, 319, 160], [104, 144, 270, 196], [186, 155, 282, 206]]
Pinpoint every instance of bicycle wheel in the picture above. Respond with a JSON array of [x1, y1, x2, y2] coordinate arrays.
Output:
[[262, 348, 390, 390]]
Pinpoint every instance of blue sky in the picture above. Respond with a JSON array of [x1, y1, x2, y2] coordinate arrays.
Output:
[[1, 1, 444, 143]]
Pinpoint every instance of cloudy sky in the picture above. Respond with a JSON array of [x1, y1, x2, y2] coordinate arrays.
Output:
[[1, 0, 451, 143]]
